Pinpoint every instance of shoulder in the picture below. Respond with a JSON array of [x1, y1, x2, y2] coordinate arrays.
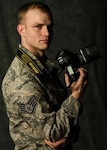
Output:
[[2, 56, 41, 96]]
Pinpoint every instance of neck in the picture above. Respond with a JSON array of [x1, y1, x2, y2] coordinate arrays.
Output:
[[19, 44, 44, 58]]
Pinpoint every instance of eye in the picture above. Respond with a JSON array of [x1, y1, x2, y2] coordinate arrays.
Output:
[[34, 24, 42, 29]]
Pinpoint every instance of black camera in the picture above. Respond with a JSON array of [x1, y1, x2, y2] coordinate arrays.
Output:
[[56, 44, 101, 84]]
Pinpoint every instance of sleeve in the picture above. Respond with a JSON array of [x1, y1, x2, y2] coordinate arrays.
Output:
[[5, 73, 81, 145]]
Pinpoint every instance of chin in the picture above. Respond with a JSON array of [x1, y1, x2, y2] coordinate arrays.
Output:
[[42, 45, 49, 50]]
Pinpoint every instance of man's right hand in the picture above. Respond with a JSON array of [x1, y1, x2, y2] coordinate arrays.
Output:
[[44, 138, 67, 149]]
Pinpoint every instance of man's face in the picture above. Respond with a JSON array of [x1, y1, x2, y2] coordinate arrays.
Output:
[[18, 8, 53, 57]]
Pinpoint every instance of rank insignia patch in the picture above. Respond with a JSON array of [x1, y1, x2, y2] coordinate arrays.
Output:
[[18, 96, 37, 114]]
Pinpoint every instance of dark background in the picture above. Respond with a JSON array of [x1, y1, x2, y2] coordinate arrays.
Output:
[[0, 0, 106, 150]]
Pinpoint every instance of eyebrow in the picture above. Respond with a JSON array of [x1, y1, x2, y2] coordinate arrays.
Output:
[[34, 22, 53, 27]]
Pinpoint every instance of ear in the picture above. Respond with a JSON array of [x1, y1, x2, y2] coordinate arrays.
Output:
[[17, 24, 25, 36]]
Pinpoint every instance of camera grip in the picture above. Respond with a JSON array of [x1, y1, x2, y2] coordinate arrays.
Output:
[[66, 66, 80, 86]]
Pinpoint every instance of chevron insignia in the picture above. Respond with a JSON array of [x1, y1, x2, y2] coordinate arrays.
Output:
[[18, 96, 37, 114]]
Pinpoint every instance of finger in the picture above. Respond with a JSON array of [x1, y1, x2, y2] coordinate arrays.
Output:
[[81, 80, 88, 92], [44, 139, 54, 148], [76, 68, 87, 83], [44, 138, 66, 148]]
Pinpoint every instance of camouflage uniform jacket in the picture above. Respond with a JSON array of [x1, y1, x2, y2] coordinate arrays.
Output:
[[2, 46, 81, 150]]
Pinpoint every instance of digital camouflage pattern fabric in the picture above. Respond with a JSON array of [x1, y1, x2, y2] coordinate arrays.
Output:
[[2, 47, 81, 150]]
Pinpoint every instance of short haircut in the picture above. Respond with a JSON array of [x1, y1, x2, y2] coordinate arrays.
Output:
[[17, 1, 53, 24]]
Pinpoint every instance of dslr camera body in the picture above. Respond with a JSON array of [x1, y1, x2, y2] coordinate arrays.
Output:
[[56, 44, 101, 84]]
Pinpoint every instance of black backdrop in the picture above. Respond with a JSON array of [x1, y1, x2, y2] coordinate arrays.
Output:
[[0, 0, 106, 150]]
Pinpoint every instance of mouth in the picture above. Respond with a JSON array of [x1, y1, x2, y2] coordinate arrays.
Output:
[[40, 39, 49, 43]]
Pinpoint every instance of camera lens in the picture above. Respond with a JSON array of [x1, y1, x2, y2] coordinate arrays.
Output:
[[77, 44, 101, 65]]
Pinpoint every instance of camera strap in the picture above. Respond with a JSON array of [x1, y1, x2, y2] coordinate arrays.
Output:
[[16, 48, 50, 82]]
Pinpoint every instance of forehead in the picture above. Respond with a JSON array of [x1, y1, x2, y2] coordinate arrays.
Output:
[[25, 8, 52, 24]]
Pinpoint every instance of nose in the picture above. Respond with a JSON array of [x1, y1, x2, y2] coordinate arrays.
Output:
[[43, 26, 49, 36]]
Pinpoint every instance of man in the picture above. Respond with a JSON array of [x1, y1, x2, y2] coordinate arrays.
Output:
[[1, 1, 87, 150]]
